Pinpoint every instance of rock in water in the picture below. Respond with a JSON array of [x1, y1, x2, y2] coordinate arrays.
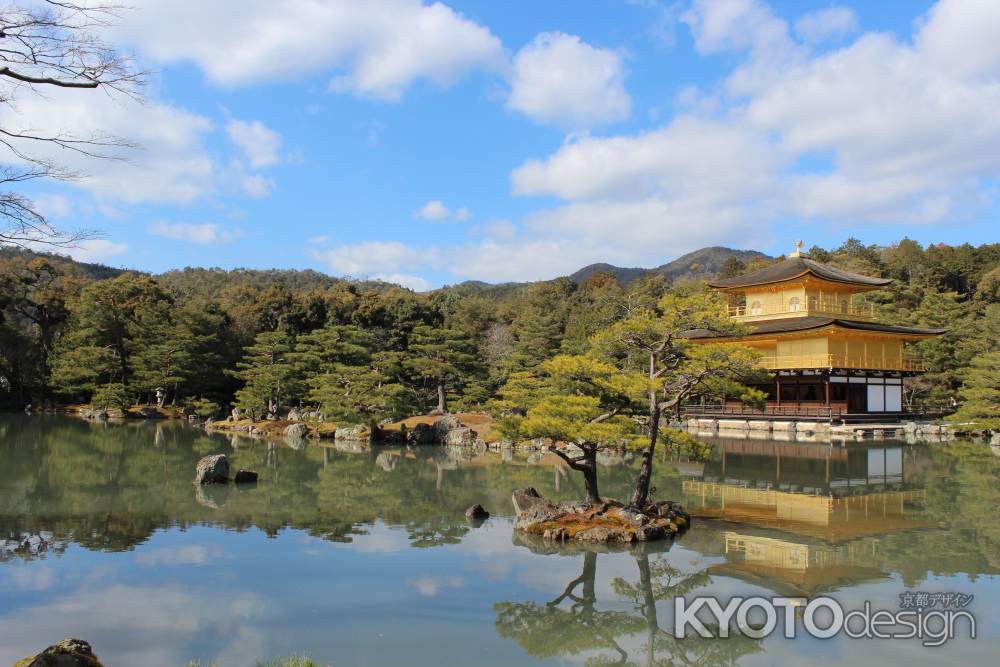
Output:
[[510, 488, 690, 544], [405, 422, 436, 445], [284, 422, 309, 440], [432, 415, 477, 445], [335, 424, 371, 442], [511, 487, 547, 515], [465, 504, 490, 520], [15, 638, 104, 667], [194, 454, 230, 484], [234, 469, 259, 484]]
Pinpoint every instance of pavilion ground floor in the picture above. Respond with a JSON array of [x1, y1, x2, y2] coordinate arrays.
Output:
[[680, 369, 945, 423]]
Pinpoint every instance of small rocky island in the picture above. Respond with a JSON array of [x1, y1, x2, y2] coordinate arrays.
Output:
[[512, 488, 689, 543]]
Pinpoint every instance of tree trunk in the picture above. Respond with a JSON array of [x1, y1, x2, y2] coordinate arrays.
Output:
[[582, 462, 601, 504], [635, 550, 659, 667], [436, 377, 448, 414], [631, 353, 660, 508], [552, 443, 600, 503]]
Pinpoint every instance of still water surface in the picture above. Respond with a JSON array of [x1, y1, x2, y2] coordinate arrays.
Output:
[[1, 415, 998, 666]]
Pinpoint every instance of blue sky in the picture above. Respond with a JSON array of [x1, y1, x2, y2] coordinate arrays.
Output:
[[11, 0, 1000, 289]]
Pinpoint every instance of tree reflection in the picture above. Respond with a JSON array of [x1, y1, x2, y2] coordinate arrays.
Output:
[[495, 539, 761, 667]]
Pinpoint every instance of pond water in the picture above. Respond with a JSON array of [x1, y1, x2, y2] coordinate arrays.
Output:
[[1, 414, 998, 666]]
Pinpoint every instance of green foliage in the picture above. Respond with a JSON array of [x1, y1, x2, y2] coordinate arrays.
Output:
[[404, 324, 479, 412], [2, 240, 998, 426], [91, 382, 130, 412], [255, 655, 324, 667], [297, 324, 408, 425], [497, 355, 648, 445], [186, 397, 222, 419], [229, 330, 299, 418], [952, 351, 1000, 429]]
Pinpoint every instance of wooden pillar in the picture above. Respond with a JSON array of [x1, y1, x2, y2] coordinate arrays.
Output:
[[825, 376, 831, 405], [775, 376, 781, 407]]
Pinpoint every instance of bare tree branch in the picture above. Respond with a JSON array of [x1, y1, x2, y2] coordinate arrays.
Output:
[[0, 1, 144, 247]]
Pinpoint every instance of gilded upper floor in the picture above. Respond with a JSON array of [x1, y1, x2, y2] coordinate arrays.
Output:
[[708, 252, 891, 323]]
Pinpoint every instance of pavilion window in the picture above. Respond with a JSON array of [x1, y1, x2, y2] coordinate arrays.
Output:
[[750, 300, 762, 315], [808, 296, 818, 311], [788, 297, 801, 312], [840, 299, 849, 313]]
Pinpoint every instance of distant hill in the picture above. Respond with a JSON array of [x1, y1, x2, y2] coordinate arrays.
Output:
[[2, 245, 772, 295], [570, 246, 771, 286], [0, 246, 127, 281]]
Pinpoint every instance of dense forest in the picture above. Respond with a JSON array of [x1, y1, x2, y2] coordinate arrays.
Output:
[[1, 238, 998, 428]]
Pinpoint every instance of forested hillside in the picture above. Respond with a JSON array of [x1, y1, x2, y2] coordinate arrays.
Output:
[[1, 239, 998, 427]]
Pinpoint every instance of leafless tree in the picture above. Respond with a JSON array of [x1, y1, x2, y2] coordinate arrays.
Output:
[[0, 1, 143, 247]]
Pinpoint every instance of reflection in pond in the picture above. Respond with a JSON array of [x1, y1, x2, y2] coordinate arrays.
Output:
[[496, 538, 762, 666], [2, 415, 1000, 665]]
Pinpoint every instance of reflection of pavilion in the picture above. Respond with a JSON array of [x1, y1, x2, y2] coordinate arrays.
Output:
[[679, 440, 928, 595], [698, 437, 916, 496], [708, 529, 890, 596]]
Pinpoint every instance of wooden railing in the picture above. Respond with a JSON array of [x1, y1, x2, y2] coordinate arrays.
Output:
[[759, 354, 925, 372], [728, 302, 875, 321], [681, 404, 842, 419]]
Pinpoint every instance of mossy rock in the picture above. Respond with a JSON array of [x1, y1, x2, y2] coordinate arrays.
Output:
[[14, 638, 104, 667]]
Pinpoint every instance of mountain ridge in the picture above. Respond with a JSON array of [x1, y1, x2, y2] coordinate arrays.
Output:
[[2, 245, 771, 293]]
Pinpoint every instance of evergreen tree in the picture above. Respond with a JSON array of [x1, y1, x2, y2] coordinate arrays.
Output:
[[953, 351, 1000, 429], [296, 324, 407, 427], [715, 257, 747, 280], [496, 354, 648, 503], [229, 330, 298, 418], [593, 290, 766, 507], [405, 325, 478, 414], [48, 273, 173, 403]]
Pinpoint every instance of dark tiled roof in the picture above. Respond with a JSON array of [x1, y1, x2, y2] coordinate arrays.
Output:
[[708, 257, 892, 289], [681, 316, 947, 339]]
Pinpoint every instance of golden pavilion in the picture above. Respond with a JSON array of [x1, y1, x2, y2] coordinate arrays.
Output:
[[685, 242, 945, 420]]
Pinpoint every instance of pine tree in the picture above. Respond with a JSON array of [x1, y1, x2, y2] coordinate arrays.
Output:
[[496, 354, 648, 503], [229, 330, 298, 419], [593, 290, 766, 507], [953, 351, 1000, 429], [48, 273, 173, 403], [405, 325, 477, 414], [297, 324, 406, 427]]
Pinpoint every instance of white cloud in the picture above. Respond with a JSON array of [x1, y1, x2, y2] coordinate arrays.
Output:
[[373, 273, 431, 292], [241, 174, 275, 199], [0, 87, 214, 204], [310, 240, 437, 278], [439, 0, 1000, 285], [227, 119, 282, 167], [65, 239, 129, 264], [148, 222, 239, 245], [135, 545, 225, 567], [413, 200, 470, 222], [6, 566, 57, 592], [409, 575, 463, 597], [30, 194, 73, 220], [511, 115, 785, 203], [118, 0, 505, 100], [0, 584, 266, 667], [508, 32, 631, 128], [472, 218, 517, 241], [742, 0, 1000, 223], [794, 6, 858, 44]]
